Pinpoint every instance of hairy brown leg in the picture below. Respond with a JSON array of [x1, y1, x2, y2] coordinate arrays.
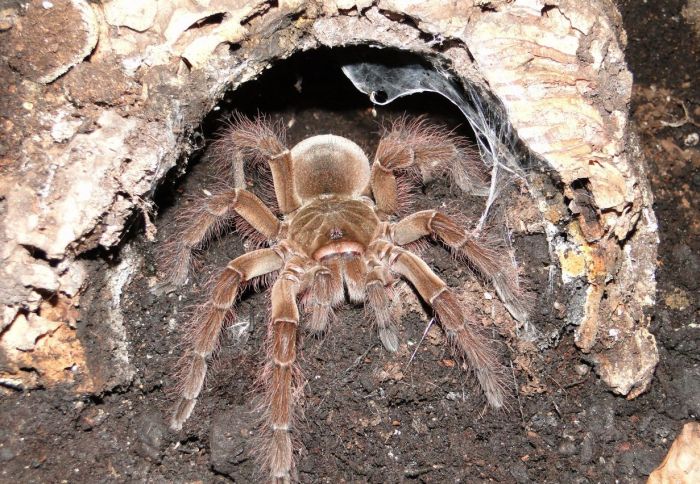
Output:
[[387, 245, 507, 408], [269, 151, 301, 214], [365, 263, 399, 352], [170, 248, 284, 430], [370, 116, 486, 215], [392, 210, 528, 323], [210, 113, 288, 189], [263, 257, 306, 483], [163, 188, 280, 286]]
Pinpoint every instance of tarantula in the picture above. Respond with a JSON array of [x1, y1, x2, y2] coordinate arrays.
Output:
[[162, 114, 526, 482]]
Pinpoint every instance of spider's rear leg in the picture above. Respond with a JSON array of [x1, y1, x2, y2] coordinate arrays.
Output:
[[370, 116, 487, 215], [162, 188, 280, 287], [170, 248, 284, 430], [388, 245, 507, 409], [392, 210, 529, 323], [263, 258, 306, 483]]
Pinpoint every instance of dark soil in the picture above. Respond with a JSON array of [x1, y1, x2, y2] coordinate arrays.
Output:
[[1, 3, 698, 483]]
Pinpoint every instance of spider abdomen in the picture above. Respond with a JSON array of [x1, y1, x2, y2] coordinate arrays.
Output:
[[290, 134, 370, 201]]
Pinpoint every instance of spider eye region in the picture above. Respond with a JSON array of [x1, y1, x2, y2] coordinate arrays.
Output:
[[290, 134, 370, 201]]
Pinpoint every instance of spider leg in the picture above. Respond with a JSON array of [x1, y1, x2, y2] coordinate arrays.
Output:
[[211, 113, 288, 190], [370, 116, 487, 215], [392, 210, 528, 323], [365, 263, 399, 352], [170, 248, 284, 430], [162, 188, 280, 286], [269, 150, 302, 214], [211, 113, 302, 214], [263, 257, 306, 483], [386, 244, 507, 408]]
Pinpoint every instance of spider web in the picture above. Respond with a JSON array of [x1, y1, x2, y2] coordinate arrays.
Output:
[[341, 60, 527, 231], [342, 60, 532, 328]]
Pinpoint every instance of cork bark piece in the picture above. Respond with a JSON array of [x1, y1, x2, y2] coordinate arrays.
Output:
[[0, 0, 657, 399], [2, 0, 98, 84]]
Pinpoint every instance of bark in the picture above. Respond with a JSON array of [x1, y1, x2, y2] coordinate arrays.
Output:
[[0, 0, 657, 398]]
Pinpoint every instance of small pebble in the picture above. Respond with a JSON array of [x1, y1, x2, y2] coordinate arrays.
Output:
[[509, 460, 530, 483], [574, 364, 590, 376], [135, 411, 167, 462], [580, 433, 594, 464], [558, 440, 577, 456], [79, 407, 107, 430], [683, 132, 699, 147]]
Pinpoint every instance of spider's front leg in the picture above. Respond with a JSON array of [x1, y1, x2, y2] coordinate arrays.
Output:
[[263, 256, 307, 483], [211, 113, 288, 190], [162, 188, 280, 287], [370, 117, 487, 215], [213, 113, 300, 215], [387, 244, 507, 408], [392, 210, 528, 323], [171, 248, 284, 430]]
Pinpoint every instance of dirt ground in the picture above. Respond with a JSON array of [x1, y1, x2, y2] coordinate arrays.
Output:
[[1, 1, 699, 483]]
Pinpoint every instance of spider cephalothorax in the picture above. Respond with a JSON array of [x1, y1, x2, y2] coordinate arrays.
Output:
[[162, 114, 527, 483]]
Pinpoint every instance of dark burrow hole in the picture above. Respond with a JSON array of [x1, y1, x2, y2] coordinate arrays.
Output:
[[155, 47, 482, 212], [120, 46, 564, 482]]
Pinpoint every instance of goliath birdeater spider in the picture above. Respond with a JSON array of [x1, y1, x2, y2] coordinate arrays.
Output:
[[161, 114, 527, 482]]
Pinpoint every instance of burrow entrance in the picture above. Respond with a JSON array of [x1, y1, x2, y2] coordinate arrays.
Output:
[[116, 47, 564, 481]]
